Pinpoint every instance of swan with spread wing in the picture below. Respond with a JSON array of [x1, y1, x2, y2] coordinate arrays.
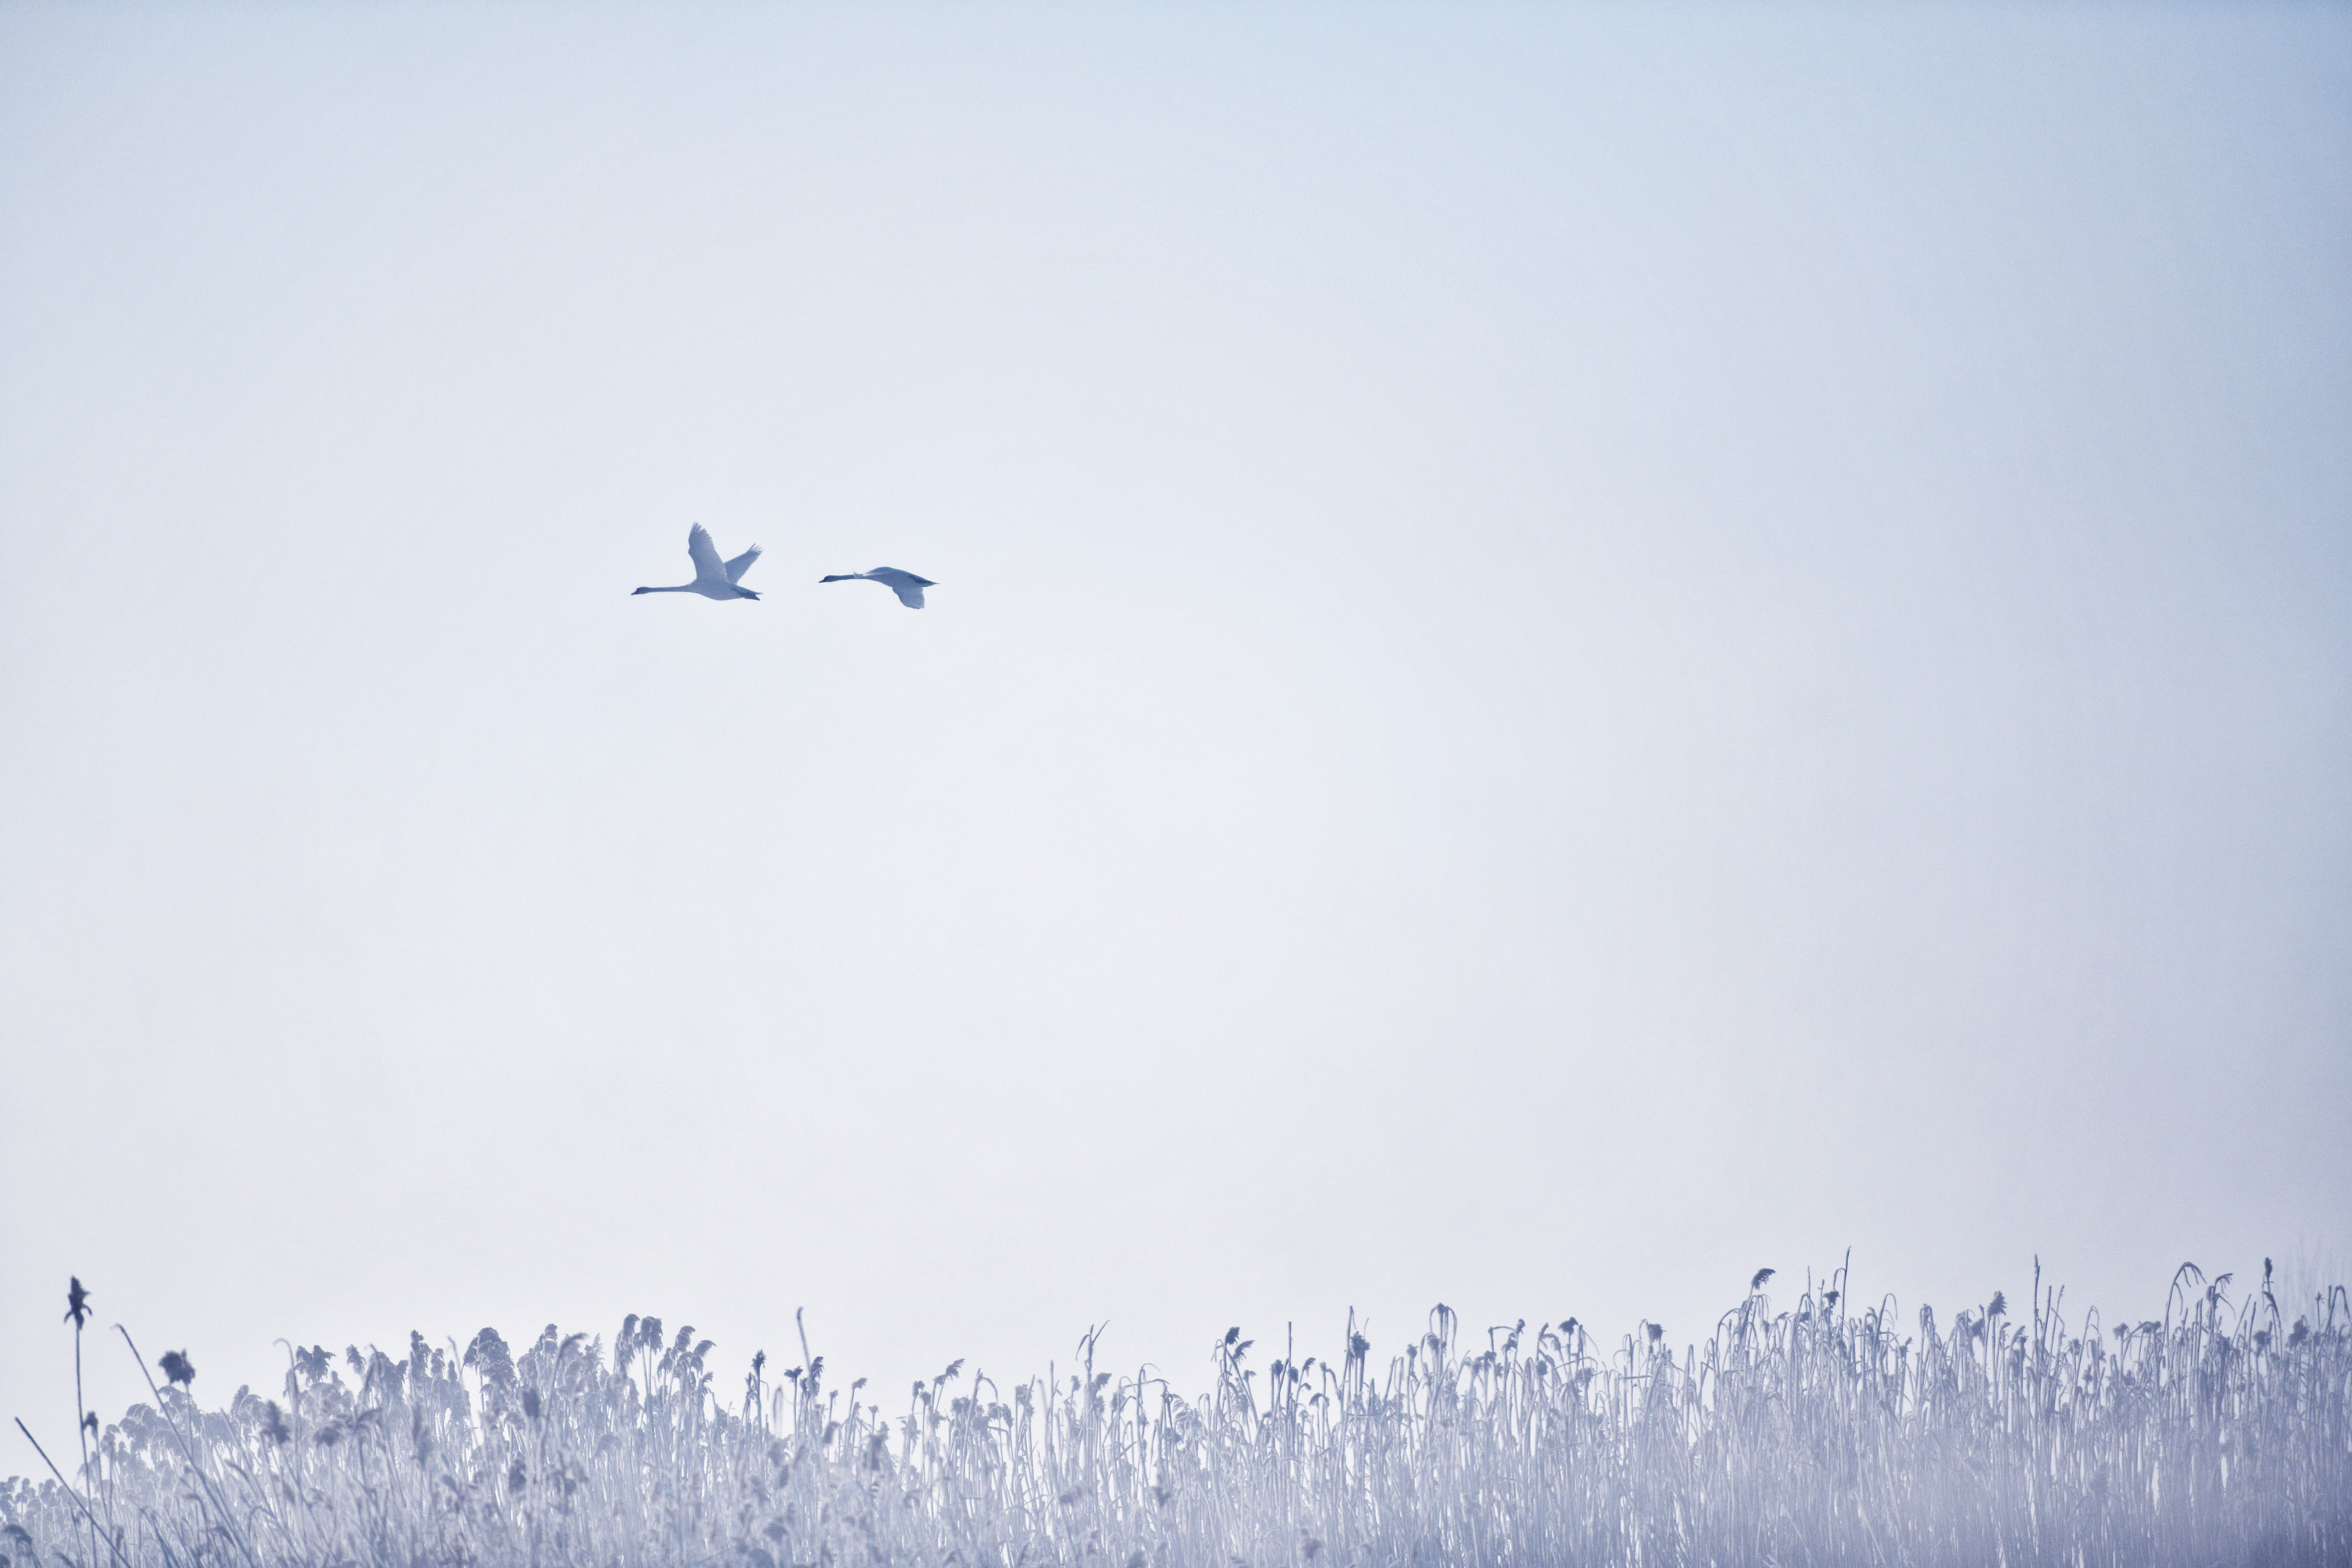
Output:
[[820, 567, 936, 609], [634, 525, 763, 601]]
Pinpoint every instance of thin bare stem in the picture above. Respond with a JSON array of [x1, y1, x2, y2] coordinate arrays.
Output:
[[13, 1419, 135, 1568], [112, 1327, 260, 1568]]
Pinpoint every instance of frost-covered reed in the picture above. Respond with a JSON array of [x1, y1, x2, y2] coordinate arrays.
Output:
[[6, 1263, 2347, 1567]]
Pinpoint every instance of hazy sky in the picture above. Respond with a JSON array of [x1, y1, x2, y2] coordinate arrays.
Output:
[[3, 2, 2347, 1436]]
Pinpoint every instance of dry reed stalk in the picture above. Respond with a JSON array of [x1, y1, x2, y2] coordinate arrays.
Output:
[[3, 1266, 2346, 1567]]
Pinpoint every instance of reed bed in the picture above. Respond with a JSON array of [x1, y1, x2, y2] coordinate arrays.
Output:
[[6, 1263, 2347, 1567]]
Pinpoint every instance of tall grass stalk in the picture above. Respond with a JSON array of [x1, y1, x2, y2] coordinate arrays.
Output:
[[62, 1280, 103, 1568], [5, 1264, 2347, 1566]]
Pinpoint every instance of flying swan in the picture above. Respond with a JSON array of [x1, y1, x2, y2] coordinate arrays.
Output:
[[634, 525, 762, 600], [821, 567, 936, 609]]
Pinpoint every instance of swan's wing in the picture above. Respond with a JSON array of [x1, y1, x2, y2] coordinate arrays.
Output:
[[861, 567, 933, 608], [687, 525, 727, 583], [724, 544, 762, 583]]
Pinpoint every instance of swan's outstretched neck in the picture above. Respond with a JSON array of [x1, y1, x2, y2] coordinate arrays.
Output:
[[634, 584, 691, 594], [820, 574, 859, 583]]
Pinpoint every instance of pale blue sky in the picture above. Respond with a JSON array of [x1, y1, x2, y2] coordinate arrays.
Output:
[[3, 2, 2346, 1433]]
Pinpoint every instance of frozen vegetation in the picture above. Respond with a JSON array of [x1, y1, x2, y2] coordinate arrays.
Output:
[[6, 1263, 2347, 1567]]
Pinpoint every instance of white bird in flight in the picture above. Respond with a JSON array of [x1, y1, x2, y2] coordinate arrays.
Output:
[[821, 567, 937, 609], [633, 524, 762, 600]]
